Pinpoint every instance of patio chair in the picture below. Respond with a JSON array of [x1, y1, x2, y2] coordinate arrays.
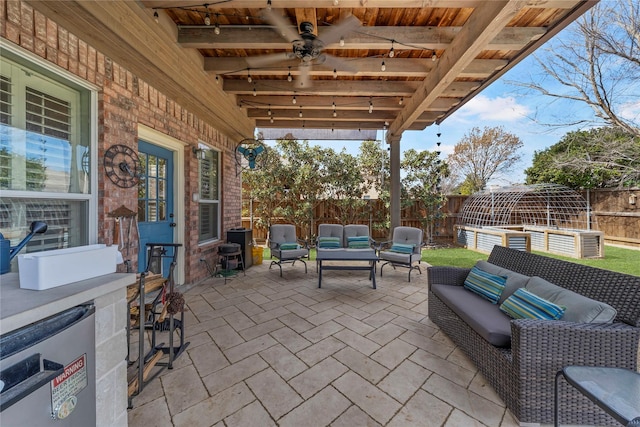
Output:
[[378, 226, 423, 282], [343, 224, 375, 249], [268, 224, 309, 277]]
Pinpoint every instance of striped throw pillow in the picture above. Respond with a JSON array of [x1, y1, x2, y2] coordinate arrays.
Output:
[[499, 288, 566, 320], [390, 243, 415, 253], [318, 236, 341, 248], [279, 242, 299, 250], [463, 266, 507, 304], [347, 236, 370, 249]]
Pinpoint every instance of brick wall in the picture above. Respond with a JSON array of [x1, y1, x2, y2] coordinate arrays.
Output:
[[1, 0, 242, 284]]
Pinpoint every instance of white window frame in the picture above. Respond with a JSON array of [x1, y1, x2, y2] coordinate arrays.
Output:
[[0, 40, 98, 245], [197, 143, 221, 244]]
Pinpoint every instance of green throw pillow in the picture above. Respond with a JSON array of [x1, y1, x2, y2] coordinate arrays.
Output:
[[463, 266, 507, 304], [500, 288, 565, 320], [318, 237, 341, 248], [279, 242, 299, 250], [347, 236, 370, 249], [389, 243, 414, 254]]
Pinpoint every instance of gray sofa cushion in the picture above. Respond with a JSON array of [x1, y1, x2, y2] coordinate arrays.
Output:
[[525, 276, 618, 323], [475, 260, 530, 304], [431, 284, 512, 347]]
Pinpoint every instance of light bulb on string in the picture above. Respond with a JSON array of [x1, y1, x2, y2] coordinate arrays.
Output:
[[389, 42, 395, 58], [267, 105, 272, 116], [215, 75, 220, 84], [339, 37, 345, 47], [299, 107, 303, 118], [253, 86, 257, 96], [267, 0, 272, 9], [399, 97, 403, 105], [247, 70, 252, 83], [287, 67, 293, 82], [333, 69, 338, 79], [204, 12, 211, 26], [381, 61, 386, 72], [292, 95, 296, 104], [214, 22, 220, 35], [153, 9, 159, 23], [432, 51, 437, 62], [368, 98, 373, 113], [269, 116, 274, 124]]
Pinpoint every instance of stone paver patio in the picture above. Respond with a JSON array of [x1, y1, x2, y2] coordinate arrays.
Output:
[[127, 259, 524, 427]]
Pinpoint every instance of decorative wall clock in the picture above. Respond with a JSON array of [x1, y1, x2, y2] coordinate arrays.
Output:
[[103, 144, 141, 188]]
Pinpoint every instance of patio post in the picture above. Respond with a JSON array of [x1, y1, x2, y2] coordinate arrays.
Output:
[[388, 133, 402, 234]]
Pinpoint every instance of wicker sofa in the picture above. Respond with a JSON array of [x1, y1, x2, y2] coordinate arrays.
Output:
[[427, 245, 640, 426]]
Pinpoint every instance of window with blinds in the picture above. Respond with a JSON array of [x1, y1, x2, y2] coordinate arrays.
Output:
[[198, 147, 220, 242], [0, 53, 92, 257]]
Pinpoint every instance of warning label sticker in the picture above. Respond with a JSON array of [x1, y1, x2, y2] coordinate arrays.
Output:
[[51, 353, 88, 412]]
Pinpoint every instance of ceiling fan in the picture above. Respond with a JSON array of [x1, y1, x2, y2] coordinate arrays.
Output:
[[246, 9, 361, 88]]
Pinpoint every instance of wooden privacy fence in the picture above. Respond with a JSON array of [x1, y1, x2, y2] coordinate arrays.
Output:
[[241, 189, 639, 248]]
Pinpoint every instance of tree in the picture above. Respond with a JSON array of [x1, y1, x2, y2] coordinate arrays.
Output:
[[512, 0, 640, 136], [525, 127, 640, 188], [358, 140, 390, 231], [447, 126, 523, 192], [401, 149, 449, 244]]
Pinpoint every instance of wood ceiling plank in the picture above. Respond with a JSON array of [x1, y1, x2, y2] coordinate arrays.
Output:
[[142, 1, 580, 10], [28, 0, 255, 141], [178, 26, 543, 50]]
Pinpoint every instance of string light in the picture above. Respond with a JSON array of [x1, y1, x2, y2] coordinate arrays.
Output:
[[153, 9, 159, 23], [214, 22, 220, 35], [292, 95, 296, 104], [247, 70, 252, 83], [253, 86, 257, 96], [339, 36, 345, 47], [299, 107, 303, 118], [204, 12, 211, 26], [399, 97, 403, 105], [381, 61, 386, 71], [333, 0, 339, 5], [432, 51, 437, 62], [267, 105, 272, 115], [389, 41, 395, 58], [269, 116, 274, 123], [368, 98, 373, 113], [215, 75, 220, 84], [267, 0, 272, 9], [333, 69, 338, 79], [332, 101, 337, 117], [287, 67, 293, 82]]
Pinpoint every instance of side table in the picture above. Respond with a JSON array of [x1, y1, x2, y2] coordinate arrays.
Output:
[[555, 366, 640, 426]]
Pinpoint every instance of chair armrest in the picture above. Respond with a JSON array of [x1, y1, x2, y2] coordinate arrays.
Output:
[[426, 266, 470, 289], [297, 238, 310, 249], [511, 319, 640, 370], [375, 240, 393, 250], [269, 241, 280, 250]]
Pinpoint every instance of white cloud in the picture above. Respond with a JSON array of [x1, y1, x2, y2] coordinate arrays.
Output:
[[453, 95, 531, 122], [619, 100, 640, 123]]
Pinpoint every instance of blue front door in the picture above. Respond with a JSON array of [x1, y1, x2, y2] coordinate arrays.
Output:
[[137, 140, 175, 275]]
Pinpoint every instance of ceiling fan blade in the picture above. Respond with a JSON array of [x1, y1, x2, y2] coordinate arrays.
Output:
[[246, 52, 294, 68], [260, 8, 300, 43], [319, 15, 361, 47], [322, 54, 358, 74], [297, 63, 312, 88]]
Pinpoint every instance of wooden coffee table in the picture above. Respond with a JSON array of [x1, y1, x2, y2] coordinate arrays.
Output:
[[316, 249, 378, 289]]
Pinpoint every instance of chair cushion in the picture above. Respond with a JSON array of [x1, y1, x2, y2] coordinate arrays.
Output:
[[347, 236, 370, 249], [431, 284, 512, 347], [499, 288, 565, 320], [463, 266, 507, 304], [318, 236, 341, 248], [390, 243, 414, 253], [525, 276, 617, 323], [279, 242, 300, 250], [475, 260, 530, 304]]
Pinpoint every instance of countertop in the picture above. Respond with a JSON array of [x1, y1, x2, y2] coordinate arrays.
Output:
[[0, 272, 135, 334]]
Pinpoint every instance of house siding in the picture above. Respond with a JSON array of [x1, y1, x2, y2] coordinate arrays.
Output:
[[1, 0, 243, 285]]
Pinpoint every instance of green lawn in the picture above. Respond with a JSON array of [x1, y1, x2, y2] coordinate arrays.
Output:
[[422, 245, 640, 276], [262, 245, 639, 276]]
